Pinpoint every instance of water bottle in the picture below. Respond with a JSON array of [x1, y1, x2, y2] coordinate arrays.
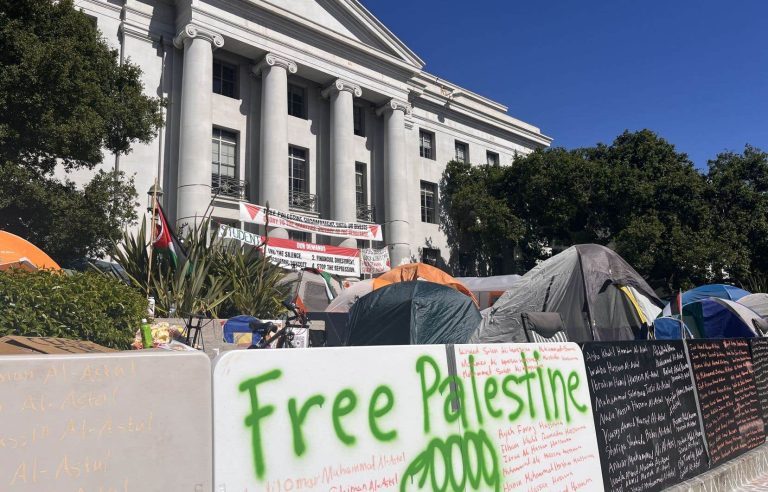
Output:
[[140, 319, 153, 349]]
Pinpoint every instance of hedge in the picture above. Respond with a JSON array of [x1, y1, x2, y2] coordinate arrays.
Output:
[[0, 270, 146, 349]]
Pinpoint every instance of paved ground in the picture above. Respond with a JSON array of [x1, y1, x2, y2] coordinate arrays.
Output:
[[666, 445, 768, 491]]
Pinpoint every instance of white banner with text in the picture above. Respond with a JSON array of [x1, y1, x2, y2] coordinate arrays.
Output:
[[218, 225, 360, 276], [240, 202, 383, 241], [361, 247, 391, 274]]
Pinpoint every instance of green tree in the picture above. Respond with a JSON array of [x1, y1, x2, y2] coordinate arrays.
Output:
[[441, 160, 524, 275], [0, 0, 163, 266], [707, 145, 768, 283], [441, 130, 738, 293]]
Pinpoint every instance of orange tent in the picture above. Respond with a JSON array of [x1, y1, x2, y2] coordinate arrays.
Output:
[[373, 263, 478, 306], [0, 231, 60, 271]]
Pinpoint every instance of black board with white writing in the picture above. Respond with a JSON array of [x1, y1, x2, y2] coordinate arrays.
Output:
[[687, 338, 765, 466], [582, 341, 708, 491], [749, 338, 768, 423]]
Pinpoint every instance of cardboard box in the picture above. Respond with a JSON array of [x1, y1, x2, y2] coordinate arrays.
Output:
[[0, 336, 115, 355]]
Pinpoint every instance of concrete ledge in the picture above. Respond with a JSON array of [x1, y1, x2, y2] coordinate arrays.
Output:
[[665, 445, 768, 492]]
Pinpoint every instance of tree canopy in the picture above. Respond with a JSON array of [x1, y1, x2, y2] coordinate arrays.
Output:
[[441, 130, 766, 294], [0, 0, 163, 266]]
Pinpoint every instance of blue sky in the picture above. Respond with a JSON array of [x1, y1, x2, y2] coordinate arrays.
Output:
[[364, 1, 768, 170]]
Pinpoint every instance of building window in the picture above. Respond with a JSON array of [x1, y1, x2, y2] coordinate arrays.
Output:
[[419, 130, 435, 160], [289, 146, 308, 194], [422, 248, 440, 266], [287, 84, 306, 119], [486, 151, 500, 166], [212, 128, 237, 179], [83, 13, 98, 28], [353, 105, 365, 137], [455, 141, 468, 164], [289, 230, 310, 243], [213, 60, 237, 98], [420, 181, 437, 224], [355, 163, 367, 207]]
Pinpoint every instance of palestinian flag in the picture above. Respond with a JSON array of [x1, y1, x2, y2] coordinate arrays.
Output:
[[152, 202, 187, 268], [670, 290, 683, 318]]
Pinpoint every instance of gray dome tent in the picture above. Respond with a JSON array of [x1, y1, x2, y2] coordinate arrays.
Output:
[[470, 244, 663, 343], [345, 281, 481, 346]]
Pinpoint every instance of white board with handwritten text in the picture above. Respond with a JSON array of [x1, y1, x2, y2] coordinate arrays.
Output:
[[212, 343, 605, 491], [0, 351, 212, 492]]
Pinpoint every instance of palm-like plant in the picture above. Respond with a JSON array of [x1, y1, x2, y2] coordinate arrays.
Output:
[[110, 214, 285, 319], [214, 242, 288, 318]]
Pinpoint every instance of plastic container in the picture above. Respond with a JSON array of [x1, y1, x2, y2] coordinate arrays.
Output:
[[140, 319, 153, 349], [147, 296, 156, 320]]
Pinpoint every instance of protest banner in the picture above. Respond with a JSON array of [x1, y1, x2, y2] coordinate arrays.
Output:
[[361, 247, 390, 274], [239, 202, 383, 241], [218, 225, 360, 276]]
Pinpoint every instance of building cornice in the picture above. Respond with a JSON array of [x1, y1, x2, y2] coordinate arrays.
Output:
[[413, 98, 551, 149], [173, 24, 225, 50], [253, 52, 298, 75], [321, 79, 362, 98]]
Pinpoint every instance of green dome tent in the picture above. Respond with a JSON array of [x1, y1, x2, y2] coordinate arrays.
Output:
[[471, 244, 663, 343], [344, 281, 481, 346]]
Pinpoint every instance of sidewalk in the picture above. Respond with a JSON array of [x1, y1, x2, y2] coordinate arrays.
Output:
[[665, 445, 768, 492]]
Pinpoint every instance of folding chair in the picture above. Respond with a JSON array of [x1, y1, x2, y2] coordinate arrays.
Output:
[[520, 312, 569, 343]]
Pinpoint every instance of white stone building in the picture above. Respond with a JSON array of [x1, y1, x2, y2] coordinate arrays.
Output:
[[72, 0, 551, 270]]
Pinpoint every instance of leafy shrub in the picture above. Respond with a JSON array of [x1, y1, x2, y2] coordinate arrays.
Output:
[[0, 270, 145, 349]]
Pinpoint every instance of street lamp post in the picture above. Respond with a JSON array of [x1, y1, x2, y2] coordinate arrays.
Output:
[[146, 183, 164, 212]]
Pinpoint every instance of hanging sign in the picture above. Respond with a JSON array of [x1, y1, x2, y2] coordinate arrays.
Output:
[[263, 236, 360, 276], [361, 247, 390, 274], [218, 225, 361, 276], [239, 202, 383, 241], [217, 224, 262, 247]]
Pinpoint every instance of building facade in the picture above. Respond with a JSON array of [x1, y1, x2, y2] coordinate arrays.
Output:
[[72, 0, 552, 270]]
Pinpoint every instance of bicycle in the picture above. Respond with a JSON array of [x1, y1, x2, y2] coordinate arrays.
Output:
[[248, 300, 310, 349]]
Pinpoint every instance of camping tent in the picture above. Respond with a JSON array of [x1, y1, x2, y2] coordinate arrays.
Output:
[[373, 263, 478, 305], [682, 298, 765, 338], [456, 274, 522, 309], [345, 281, 480, 346], [683, 284, 750, 304], [325, 279, 374, 313], [738, 293, 768, 318], [662, 284, 751, 316], [279, 268, 343, 312], [652, 317, 693, 339], [470, 244, 663, 343], [0, 231, 60, 271]]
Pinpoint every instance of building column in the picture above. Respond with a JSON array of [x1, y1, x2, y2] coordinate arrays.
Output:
[[173, 24, 223, 230], [322, 79, 362, 248], [253, 53, 297, 239], [377, 99, 412, 266]]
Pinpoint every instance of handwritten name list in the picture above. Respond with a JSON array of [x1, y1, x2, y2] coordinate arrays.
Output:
[[455, 343, 604, 492], [749, 338, 768, 423], [582, 341, 707, 492], [687, 339, 765, 466], [0, 352, 211, 492]]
